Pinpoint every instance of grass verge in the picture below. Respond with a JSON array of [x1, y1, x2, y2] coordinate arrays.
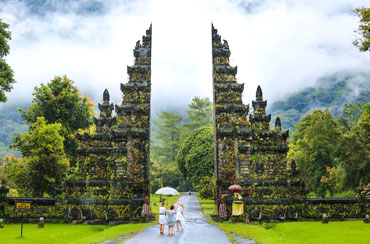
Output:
[[198, 198, 370, 244], [0, 193, 183, 244], [0, 223, 150, 244]]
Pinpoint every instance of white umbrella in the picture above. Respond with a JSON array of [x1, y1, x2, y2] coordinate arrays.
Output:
[[155, 187, 179, 196], [155, 187, 179, 204]]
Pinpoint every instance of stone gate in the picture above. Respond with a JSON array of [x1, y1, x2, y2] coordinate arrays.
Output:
[[0, 24, 369, 224]]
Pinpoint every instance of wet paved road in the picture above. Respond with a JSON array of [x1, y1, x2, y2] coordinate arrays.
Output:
[[123, 193, 232, 244]]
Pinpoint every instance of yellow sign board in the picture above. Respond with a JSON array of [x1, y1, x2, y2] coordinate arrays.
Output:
[[16, 202, 31, 209]]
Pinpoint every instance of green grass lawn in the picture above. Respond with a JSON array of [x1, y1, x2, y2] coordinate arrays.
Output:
[[217, 221, 370, 244], [0, 193, 183, 244], [0, 223, 149, 244], [198, 198, 370, 244]]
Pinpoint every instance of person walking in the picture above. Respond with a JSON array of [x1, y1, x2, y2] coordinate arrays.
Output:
[[166, 205, 176, 235], [176, 202, 185, 231], [158, 201, 166, 235]]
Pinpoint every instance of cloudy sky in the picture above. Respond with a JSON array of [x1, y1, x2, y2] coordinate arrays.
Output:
[[0, 0, 369, 114]]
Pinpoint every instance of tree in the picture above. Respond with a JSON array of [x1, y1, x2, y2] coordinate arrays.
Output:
[[340, 103, 370, 189], [184, 97, 213, 131], [180, 97, 213, 142], [176, 126, 214, 188], [196, 176, 215, 200], [289, 109, 342, 197], [0, 154, 26, 196], [337, 102, 364, 133], [20, 76, 94, 161], [10, 117, 69, 197], [151, 111, 184, 166], [354, 7, 370, 52], [0, 18, 16, 102]]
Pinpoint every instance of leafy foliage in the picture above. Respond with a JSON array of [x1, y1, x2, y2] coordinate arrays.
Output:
[[289, 101, 370, 194], [10, 117, 69, 197], [0, 154, 25, 196], [336, 102, 364, 133], [0, 18, 15, 102], [196, 176, 215, 200], [289, 109, 342, 197], [353, 7, 370, 52], [151, 111, 184, 166], [339, 103, 370, 189], [19, 76, 94, 161], [176, 126, 214, 188], [183, 96, 213, 132]]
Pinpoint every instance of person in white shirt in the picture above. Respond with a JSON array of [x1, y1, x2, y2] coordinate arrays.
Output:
[[158, 201, 166, 235], [176, 202, 185, 231]]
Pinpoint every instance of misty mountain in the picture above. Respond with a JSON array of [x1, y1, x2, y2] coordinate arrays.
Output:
[[269, 72, 370, 132], [0, 103, 29, 159]]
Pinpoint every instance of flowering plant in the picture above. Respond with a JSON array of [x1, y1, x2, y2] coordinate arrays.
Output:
[[360, 183, 370, 196]]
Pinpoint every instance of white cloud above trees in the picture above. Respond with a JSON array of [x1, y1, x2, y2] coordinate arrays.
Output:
[[0, 0, 369, 114]]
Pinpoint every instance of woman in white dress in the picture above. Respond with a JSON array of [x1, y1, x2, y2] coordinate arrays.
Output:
[[176, 202, 184, 231], [158, 201, 166, 235]]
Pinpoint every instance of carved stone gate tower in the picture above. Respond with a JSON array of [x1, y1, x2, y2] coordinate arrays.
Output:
[[65, 25, 152, 222], [212, 24, 306, 220], [211, 24, 251, 198]]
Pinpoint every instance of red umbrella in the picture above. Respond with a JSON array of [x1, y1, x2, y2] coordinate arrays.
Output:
[[228, 184, 242, 191]]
